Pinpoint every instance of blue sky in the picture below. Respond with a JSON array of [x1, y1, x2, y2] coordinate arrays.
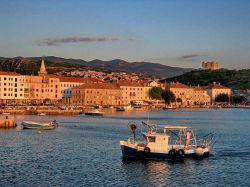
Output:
[[0, 0, 249, 69]]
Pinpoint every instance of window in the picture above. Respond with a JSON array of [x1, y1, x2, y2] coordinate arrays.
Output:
[[148, 136, 156, 142]]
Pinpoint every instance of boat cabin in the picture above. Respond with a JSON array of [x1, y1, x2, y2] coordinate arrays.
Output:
[[141, 125, 197, 152], [142, 133, 169, 152]]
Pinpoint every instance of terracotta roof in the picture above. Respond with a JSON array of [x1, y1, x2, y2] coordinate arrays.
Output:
[[74, 82, 120, 90], [0, 71, 21, 76], [207, 84, 230, 89], [47, 75, 103, 83], [117, 80, 143, 87], [193, 86, 206, 91], [165, 82, 192, 89]]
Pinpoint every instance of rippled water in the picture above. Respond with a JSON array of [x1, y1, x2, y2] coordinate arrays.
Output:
[[0, 108, 250, 186]]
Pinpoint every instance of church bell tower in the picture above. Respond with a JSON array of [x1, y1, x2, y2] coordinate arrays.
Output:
[[38, 58, 48, 77]]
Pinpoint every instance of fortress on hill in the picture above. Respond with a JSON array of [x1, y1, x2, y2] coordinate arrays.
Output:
[[202, 61, 219, 70]]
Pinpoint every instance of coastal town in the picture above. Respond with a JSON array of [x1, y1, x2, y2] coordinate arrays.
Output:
[[0, 58, 237, 112]]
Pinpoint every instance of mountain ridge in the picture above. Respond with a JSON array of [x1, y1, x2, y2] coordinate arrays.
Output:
[[0, 56, 193, 78]]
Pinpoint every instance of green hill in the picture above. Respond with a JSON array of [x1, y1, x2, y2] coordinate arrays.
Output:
[[165, 69, 250, 90]]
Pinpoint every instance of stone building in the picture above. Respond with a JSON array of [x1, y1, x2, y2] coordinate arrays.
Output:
[[71, 83, 121, 106], [165, 82, 211, 106], [117, 80, 145, 105], [0, 72, 25, 101], [202, 61, 219, 70], [206, 82, 231, 103]]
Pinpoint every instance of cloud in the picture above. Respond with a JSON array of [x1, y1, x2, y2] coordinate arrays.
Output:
[[180, 54, 201, 59], [179, 54, 204, 62], [36, 35, 134, 46]]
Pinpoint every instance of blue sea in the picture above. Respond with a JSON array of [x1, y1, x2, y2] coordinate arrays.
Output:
[[0, 108, 250, 186]]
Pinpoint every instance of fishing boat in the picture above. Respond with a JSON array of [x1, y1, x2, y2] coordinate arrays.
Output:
[[38, 113, 46, 116], [84, 110, 104, 116], [120, 121, 213, 160], [22, 120, 58, 130]]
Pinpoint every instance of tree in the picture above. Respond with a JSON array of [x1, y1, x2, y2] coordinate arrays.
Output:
[[215, 93, 230, 102], [148, 87, 164, 100], [161, 90, 176, 104], [176, 98, 182, 103], [231, 95, 247, 104]]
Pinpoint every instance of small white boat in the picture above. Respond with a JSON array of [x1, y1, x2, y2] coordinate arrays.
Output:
[[116, 107, 125, 112], [22, 120, 58, 130], [210, 105, 222, 109], [85, 110, 104, 116], [120, 121, 213, 160], [162, 106, 177, 110], [38, 113, 46, 116], [2, 112, 11, 115], [116, 105, 133, 111]]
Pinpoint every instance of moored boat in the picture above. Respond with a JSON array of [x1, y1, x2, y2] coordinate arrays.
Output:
[[162, 106, 177, 110], [84, 110, 104, 116], [38, 113, 46, 116], [120, 121, 213, 160], [22, 120, 58, 130]]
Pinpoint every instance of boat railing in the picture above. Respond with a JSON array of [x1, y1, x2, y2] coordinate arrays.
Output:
[[197, 133, 214, 147]]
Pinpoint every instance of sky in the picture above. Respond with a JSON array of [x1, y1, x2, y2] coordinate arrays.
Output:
[[0, 0, 250, 69]]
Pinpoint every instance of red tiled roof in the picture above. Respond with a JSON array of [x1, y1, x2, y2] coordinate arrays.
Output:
[[0, 71, 20, 76], [74, 82, 120, 90], [207, 84, 230, 89], [165, 82, 191, 89], [117, 80, 143, 87], [47, 75, 103, 83]]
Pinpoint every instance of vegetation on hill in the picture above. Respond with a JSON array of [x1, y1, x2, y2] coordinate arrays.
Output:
[[0, 57, 88, 75], [165, 69, 250, 90]]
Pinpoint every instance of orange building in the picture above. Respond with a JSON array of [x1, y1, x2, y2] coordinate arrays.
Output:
[[71, 83, 121, 106], [165, 82, 211, 106], [206, 83, 231, 103], [117, 80, 145, 105]]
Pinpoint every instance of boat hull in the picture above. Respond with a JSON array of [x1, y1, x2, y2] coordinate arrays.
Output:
[[84, 112, 103, 116], [22, 121, 57, 130], [120, 144, 210, 160]]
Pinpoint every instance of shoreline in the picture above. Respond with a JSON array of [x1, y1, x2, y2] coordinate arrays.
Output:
[[1, 105, 249, 115]]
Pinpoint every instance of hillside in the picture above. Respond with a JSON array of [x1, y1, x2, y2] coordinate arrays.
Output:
[[0, 57, 87, 75], [0, 56, 192, 78], [165, 69, 250, 90]]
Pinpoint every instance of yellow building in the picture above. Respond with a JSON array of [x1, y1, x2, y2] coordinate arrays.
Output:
[[0, 72, 25, 101], [166, 82, 211, 106], [193, 86, 211, 105], [206, 83, 231, 103], [117, 80, 145, 105], [166, 82, 194, 106], [139, 80, 160, 101], [71, 83, 121, 106]]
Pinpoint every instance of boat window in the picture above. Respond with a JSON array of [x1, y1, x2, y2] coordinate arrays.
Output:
[[148, 136, 156, 142]]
